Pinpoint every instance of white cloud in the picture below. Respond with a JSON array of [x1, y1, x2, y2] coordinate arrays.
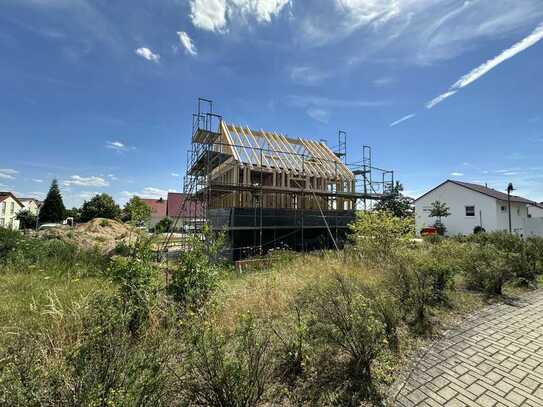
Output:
[[171, 173, 181, 177], [450, 172, 464, 177], [121, 187, 176, 201], [190, 0, 228, 32], [290, 66, 330, 86], [177, 31, 198, 56], [373, 77, 395, 87], [106, 140, 133, 152], [32, 179, 44, 183], [306, 108, 329, 123], [64, 175, 109, 187], [427, 23, 543, 109], [189, 0, 290, 33], [107, 174, 118, 181], [389, 113, 415, 127], [135, 47, 160, 62], [286, 95, 387, 109], [0, 169, 18, 180]]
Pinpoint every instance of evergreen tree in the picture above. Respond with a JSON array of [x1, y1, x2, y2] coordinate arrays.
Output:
[[374, 182, 414, 218], [80, 193, 121, 222], [39, 179, 66, 224]]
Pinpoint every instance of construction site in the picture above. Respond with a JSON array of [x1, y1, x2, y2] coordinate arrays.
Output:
[[170, 98, 395, 260]]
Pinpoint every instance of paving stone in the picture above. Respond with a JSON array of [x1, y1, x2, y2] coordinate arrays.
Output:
[[392, 290, 543, 406]]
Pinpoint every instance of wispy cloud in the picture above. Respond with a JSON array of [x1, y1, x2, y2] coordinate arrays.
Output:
[[290, 66, 330, 86], [171, 173, 180, 177], [427, 23, 543, 109], [373, 77, 395, 87], [177, 31, 197, 56], [106, 140, 134, 152], [306, 108, 329, 123], [32, 179, 44, 183], [286, 95, 387, 109], [121, 187, 176, 201], [389, 113, 415, 127], [64, 175, 109, 187], [450, 172, 464, 177], [135, 47, 160, 62], [0, 169, 19, 180]]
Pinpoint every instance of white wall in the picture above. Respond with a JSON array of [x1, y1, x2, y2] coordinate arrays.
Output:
[[415, 182, 498, 236], [529, 205, 543, 218], [0, 196, 22, 230], [495, 200, 530, 235], [526, 218, 543, 237]]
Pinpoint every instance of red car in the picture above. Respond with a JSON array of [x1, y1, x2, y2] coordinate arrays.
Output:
[[420, 227, 438, 237]]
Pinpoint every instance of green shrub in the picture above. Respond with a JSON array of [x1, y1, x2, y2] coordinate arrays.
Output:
[[467, 232, 537, 287], [0, 227, 21, 262], [386, 253, 434, 334], [349, 210, 414, 264], [179, 313, 273, 407], [272, 301, 309, 386], [298, 275, 387, 403], [109, 239, 160, 335], [3, 236, 107, 276], [527, 237, 543, 275], [168, 228, 224, 310], [0, 297, 176, 406], [463, 243, 513, 296]]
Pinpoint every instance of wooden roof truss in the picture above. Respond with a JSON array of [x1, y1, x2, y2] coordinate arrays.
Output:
[[221, 123, 353, 180]]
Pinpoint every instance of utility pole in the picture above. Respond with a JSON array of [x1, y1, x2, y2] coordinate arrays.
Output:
[[507, 183, 514, 234]]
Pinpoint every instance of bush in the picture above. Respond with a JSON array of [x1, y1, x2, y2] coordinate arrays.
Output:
[[0, 296, 176, 406], [109, 239, 160, 334], [168, 228, 224, 310], [463, 243, 512, 296], [298, 275, 387, 403], [3, 236, 107, 276], [154, 217, 173, 233], [527, 237, 543, 276], [467, 232, 536, 287], [349, 211, 414, 264], [0, 227, 21, 261], [179, 313, 273, 407]]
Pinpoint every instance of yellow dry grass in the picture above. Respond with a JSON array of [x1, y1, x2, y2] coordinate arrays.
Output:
[[214, 252, 384, 328]]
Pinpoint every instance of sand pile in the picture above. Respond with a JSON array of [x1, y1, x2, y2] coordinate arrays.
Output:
[[39, 218, 141, 255]]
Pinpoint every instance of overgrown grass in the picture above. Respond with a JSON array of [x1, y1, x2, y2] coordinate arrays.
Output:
[[1, 222, 542, 406]]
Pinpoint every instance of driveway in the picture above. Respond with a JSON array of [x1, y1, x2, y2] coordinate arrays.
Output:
[[392, 290, 543, 406]]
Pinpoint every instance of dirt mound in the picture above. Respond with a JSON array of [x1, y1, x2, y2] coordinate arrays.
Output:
[[39, 218, 141, 255]]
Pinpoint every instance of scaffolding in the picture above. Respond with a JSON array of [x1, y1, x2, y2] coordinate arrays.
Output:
[[168, 98, 395, 259]]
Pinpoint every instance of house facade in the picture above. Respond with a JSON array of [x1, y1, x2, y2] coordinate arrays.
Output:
[[19, 198, 42, 216], [415, 180, 543, 237], [0, 192, 24, 230], [141, 197, 167, 227]]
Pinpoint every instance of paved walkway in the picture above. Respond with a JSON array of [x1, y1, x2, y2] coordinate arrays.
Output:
[[393, 291, 543, 406]]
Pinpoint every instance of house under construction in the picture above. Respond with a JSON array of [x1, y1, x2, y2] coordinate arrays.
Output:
[[175, 99, 394, 259]]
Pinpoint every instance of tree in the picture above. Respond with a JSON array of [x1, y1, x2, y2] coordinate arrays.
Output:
[[80, 193, 121, 222], [154, 217, 173, 233], [123, 196, 151, 226], [429, 200, 451, 235], [39, 179, 66, 224], [373, 182, 414, 218], [16, 209, 37, 229]]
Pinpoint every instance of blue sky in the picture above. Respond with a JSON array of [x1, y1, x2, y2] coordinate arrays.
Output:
[[1, 0, 542, 207]]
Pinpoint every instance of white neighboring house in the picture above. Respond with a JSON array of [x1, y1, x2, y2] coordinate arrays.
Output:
[[528, 203, 543, 219], [0, 192, 24, 230], [415, 180, 543, 237], [19, 198, 42, 216]]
